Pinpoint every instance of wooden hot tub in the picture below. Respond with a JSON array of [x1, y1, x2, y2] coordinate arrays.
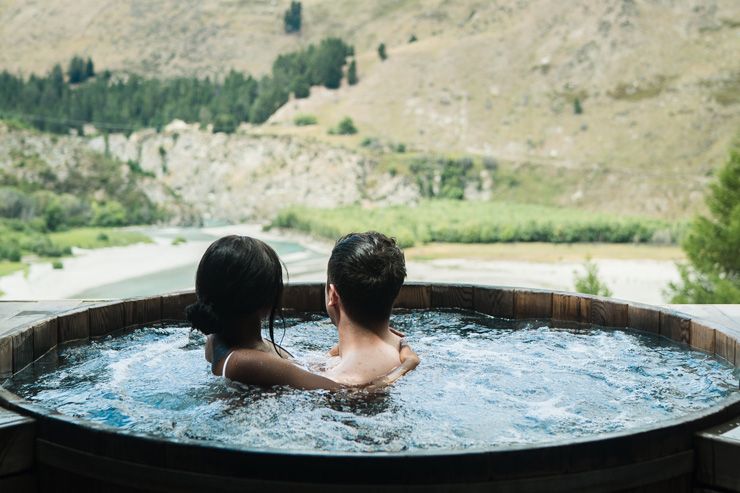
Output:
[[1, 283, 738, 492]]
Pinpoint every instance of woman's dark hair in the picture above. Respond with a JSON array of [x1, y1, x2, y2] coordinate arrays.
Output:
[[186, 235, 284, 349], [327, 231, 406, 327]]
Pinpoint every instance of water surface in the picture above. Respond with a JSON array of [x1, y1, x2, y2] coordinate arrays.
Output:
[[5, 310, 738, 453]]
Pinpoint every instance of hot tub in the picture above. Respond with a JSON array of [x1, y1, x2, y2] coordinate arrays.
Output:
[[1, 283, 739, 492]]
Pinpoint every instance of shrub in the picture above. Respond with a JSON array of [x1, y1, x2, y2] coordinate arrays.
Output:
[[172, 236, 187, 246], [92, 201, 127, 227], [360, 137, 380, 148], [213, 113, 238, 133], [126, 160, 155, 178], [574, 98, 583, 115], [574, 259, 613, 297], [330, 117, 357, 135], [0, 187, 34, 219], [0, 241, 22, 262], [294, 114, 318, 126], [52, 260, 63, 269], [668, 147, 740, 302], [378, 43, 387, 61], [24, 236, 71, 257]]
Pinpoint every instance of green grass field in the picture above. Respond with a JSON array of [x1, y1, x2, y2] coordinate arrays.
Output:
[[270, 200, 684, 248], [48, 228, 152, 250], [0, 261, 25, 277], [0, 227, 152, 285]]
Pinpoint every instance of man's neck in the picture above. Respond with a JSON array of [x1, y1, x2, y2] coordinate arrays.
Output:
[[336, 317, 390, 354]]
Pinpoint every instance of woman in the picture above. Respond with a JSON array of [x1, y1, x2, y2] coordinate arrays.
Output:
[[186, 235, 418, 390]]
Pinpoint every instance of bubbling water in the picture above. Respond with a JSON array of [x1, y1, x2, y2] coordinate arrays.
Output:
[[4, 310, 738, 453]]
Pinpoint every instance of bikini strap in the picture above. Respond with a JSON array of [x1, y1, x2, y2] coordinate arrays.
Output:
[[222, 351, 235, 379]]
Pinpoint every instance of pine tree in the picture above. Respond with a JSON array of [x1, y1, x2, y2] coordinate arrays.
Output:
[[669, 148, 740, 302], [347, 59, 358, 85], [284, 1, 302, 34], [68, 56, 87, 84], [85, 57, 95, 78]]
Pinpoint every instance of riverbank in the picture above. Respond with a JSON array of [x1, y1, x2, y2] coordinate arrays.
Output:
[[0, 225, 682, 304], [0, 224, 327, 300]]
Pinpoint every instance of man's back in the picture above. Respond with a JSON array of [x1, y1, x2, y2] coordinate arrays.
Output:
[[324, 329, 402, 385]]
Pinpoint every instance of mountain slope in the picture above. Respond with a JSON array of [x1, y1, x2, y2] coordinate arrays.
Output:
[[1, 0, 739, 217]]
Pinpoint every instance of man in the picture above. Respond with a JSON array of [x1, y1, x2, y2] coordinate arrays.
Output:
[[323, 231, 417, 385]]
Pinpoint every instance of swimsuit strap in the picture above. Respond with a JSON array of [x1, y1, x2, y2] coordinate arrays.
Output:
[[222, 351, 235, 379]]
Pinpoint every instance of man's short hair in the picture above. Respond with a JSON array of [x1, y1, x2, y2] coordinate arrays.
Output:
[[327, 231, 406, 327]]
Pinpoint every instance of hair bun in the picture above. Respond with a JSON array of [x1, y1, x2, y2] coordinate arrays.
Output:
[[185, 300, 222, 335]]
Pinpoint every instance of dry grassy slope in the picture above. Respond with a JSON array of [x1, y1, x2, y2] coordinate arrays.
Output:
[[269, 0, 740, 217], [1, 0, 739, 217], [0, 0, 516, 77]]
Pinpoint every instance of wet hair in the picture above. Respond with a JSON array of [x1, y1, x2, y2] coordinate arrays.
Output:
[[327, 231, 406, 327], [186, 235, 283, 349]]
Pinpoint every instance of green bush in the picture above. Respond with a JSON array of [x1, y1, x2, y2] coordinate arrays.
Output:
[[574, 98, 583, 115], [172, 236, 187, 246], [294, 114, 318, 126], [330, 117, 357, 135], [24, 235, 71, 257], [213, 113, 238, 133], [92, 201, 127, 227], [0, 240, 22, 262], [668, 147, 740, 302], [574, 259, 612, 296], [52, 260, 64, 269], [378, 43, 387, 61]]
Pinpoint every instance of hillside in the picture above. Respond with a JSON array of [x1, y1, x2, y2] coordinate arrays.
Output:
[[1, 0, 739, 218], [0, 122, 417, 223]]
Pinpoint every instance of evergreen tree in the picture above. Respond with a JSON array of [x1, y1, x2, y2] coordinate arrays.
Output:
[[85, 57, 95, 78], [284, 1, 302, 33], [50, 64, 65, 96], [291, 75, 311, 98], [669, 148, 740, 302], [68, 56, 87, 84], [378, 43, 387, 61], [0, 37, 353, 133], [310, 38, 351, 89], [347, 59, 358, 85]]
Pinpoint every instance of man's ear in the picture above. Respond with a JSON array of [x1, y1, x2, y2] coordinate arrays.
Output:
[[327, 283, 340, 307]]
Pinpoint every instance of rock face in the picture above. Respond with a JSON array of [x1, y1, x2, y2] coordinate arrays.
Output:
[[3, 122, 418, 223]]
